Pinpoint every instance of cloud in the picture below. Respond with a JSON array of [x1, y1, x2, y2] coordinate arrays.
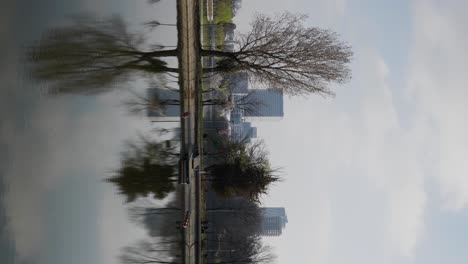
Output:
[[355, 54, 427, 258], [256, 45, 427, 263], [408, 0, 468, 210], [2, 89, 153, 262], [233, 0, 347, 32], [264, 1, 468, 261]]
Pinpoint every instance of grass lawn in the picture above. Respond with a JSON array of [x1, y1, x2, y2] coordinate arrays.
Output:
[[201, 0, 233, 50]]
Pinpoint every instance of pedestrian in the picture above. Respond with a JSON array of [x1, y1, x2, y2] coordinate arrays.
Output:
[[181, 112, 190, 119]]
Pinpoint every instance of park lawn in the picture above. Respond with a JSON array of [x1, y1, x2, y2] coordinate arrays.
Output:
[[201, 0, 233, 50], [213, 0, 232, 48], [201, 0, 209, 48], [214, 0, 233, 24]]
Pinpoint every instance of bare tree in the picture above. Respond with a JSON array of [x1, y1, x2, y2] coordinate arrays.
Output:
[[206, 199, 262, 229], [29, 12, 351, 97], [123, 90, 181, 116], [201, 12, 353, 96], [120, 239, 182, 264], [28, 14, 178, 93], [228, 91, 265, 116], [202, 92, 265, 116], [207, 235, 276, 264], [124, 84, 262, 116], [124, 191, 187, 239]]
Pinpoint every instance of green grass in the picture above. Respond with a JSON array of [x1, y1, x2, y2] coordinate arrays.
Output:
[[213, 0, 233, 23], [201, 0, 233, 50], [213, 0, 233, 48]]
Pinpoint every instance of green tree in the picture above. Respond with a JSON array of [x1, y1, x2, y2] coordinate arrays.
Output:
[[107, 136, 179, 202], [208, 140, 280, 203]]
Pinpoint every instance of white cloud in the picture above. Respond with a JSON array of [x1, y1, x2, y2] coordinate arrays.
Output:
[[409, 0, 468, 210], [262, 1, 468, 262], [2, 90, 153, 262], [233, 0, 347, 32], [257, 47, 427, 263]]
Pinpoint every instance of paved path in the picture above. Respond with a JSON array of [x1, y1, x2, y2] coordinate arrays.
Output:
[[177, 0, 201, 263]]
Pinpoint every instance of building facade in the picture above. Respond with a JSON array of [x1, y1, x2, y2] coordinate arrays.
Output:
[[259, 207, 288, 236], [243, 89, 284, 121], [229, 88, 283, 141]]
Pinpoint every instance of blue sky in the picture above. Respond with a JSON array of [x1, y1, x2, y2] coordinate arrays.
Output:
[[234, 0, 468, 264]]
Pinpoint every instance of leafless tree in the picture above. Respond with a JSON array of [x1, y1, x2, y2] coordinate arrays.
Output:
[[120, 239, 182, 264], [206, 235, 276, 264], [206, 203, 261, 227], [124, 84, 262, 117], [125, 191, 186, 238], [29, 12, 351, 97], [28, 14, 178, 93], [203, 92, 265, 116], [123, 90, 181, 115], [201, 12, 353, 96]]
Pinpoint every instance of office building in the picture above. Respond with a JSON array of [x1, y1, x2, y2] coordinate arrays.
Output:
[[259, 207, 288, 236], [244, 89, 284, 121]]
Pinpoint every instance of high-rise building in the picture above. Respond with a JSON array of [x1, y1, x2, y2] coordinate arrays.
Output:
[[230, 121, 257, 142], [244, 89, 284, 121], [259, 207, 288, 236], [228, 72, 249, 95], [229, 88, 283, 141]]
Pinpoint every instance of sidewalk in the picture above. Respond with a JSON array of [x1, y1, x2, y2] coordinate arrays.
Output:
[[177, 0, 201, 263]]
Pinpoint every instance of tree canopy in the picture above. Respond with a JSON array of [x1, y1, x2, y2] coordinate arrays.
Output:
[[209, 140, 280, 203], [28, 12, 352, 97], [107, 136, 179, 202], [202, 12, 353, 96], [28, 14, 178, 94]]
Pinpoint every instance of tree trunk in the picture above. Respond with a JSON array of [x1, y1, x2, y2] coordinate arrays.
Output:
[[142, 49, 180, 57], [207, 260, 252, 264], [200, 49, 236, 58], [202, 88, 216, 93], [206, 208, 254, 213], [126, 64, 179, 73]]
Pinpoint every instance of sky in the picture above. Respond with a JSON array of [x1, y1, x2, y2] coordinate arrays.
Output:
[[2, 0, 468, 264], [1, 1, 174, 264], [232, 0, 468, 264]]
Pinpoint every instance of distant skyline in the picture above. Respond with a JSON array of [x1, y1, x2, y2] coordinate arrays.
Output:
[[236, 1, 468, 264], [260, 207, 288, 237]]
